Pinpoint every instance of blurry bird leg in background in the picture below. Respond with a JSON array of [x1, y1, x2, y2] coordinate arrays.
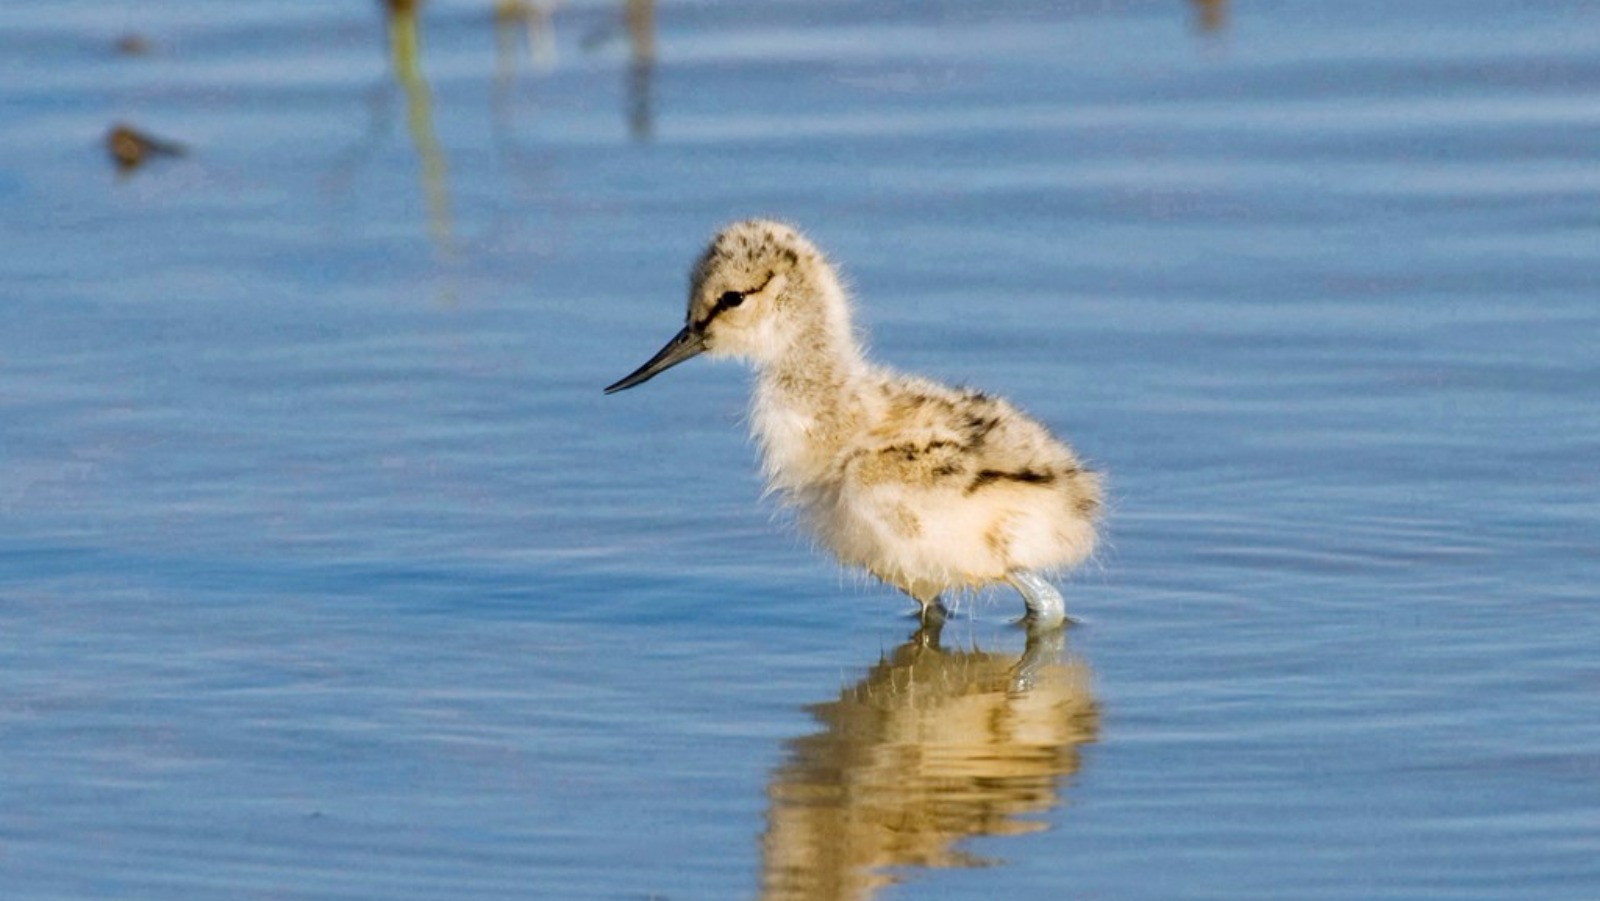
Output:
[[386, 1, 456, 255], [626, 0, 655, 141], [494, 0, 557, 96], [578, 0, 656, 141]]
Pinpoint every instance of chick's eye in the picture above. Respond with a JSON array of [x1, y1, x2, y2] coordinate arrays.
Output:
[[718, 290, 745, 308]]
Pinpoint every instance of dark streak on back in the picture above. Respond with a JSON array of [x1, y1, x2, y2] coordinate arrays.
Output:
[[887, 439, 960, 461], [960, 412, 1002, 450], [965, 468, 1056, 495]]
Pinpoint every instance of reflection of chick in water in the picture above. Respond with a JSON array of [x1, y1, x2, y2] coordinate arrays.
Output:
[[760, 624, 1100, 901]]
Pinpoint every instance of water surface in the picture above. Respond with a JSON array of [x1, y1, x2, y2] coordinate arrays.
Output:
[[2, 1, 1598, 899]]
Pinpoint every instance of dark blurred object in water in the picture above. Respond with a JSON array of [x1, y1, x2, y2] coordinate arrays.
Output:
[[113, 33, 153, 56], [106, 123, 185, 174], [1191, 0, 1228, 32], [384, 0, 422, 13]]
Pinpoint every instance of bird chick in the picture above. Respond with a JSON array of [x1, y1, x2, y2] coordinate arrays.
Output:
[[606, 220, 1103, 627]]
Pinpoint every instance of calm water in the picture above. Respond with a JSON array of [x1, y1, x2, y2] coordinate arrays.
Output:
[[3, 1, 1598, 898]]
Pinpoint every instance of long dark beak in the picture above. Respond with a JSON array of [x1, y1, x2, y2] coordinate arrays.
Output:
[[604, 326, 707, 394]]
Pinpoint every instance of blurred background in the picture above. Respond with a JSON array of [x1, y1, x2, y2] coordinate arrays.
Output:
[[2, 1, 1598, 899]]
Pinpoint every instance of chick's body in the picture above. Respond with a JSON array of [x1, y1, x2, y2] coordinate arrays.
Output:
[[607, 220, 1103, 624]]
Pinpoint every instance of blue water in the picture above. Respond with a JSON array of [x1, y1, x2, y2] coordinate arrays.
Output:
[[3, 1, 1598, 898]]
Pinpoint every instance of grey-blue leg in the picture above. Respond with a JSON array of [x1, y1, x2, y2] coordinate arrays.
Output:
[[1006, 570, 1066, 628]]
